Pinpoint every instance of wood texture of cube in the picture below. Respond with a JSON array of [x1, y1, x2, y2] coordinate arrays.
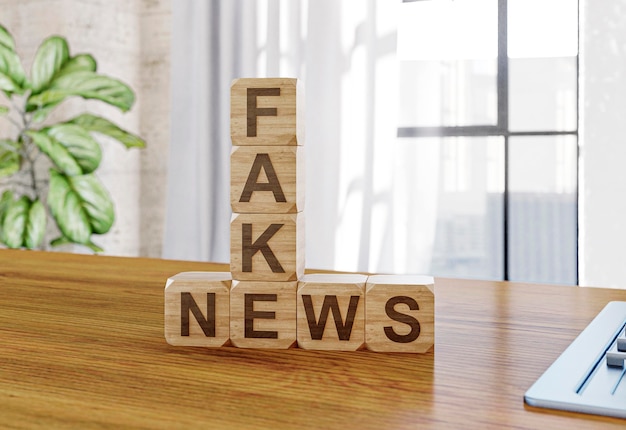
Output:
[[365, 275, 435, 353], [297, 274, 367, 351], [230, 213, 304, 281], [230, 280, 297, 349], [164, 272, 231, 347], [231, 145, 304, 214], [231, 78, 304, 146]]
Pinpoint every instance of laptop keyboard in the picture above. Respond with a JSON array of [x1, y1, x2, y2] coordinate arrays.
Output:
[[525, 301, 626, 418]]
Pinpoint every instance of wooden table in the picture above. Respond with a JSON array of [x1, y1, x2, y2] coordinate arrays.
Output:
[[2, 249, 626, 429]]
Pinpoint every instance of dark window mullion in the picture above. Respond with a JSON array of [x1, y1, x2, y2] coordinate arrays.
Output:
[[397, 128, 577, 139], [509, 130, 578, 137], [497, 0, 508, 131], [397, 125, 504, 138], [498, 0, 510, 280]]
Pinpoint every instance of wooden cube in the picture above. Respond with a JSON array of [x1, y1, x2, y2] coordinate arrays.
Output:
[[230, 280, 297, 349], [164, 272, 231, 347], [231, 146, 304, 214], [230, 213, 304, 282], [231, 78, 304, 146], [297, 274, 367, 351], [365, 275, 435, 353]]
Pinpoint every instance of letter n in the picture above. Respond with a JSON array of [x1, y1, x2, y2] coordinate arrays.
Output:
[[180, 292, 216, 337]]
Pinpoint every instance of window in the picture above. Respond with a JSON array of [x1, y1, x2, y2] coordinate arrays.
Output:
[[397, 0, 578, 284]]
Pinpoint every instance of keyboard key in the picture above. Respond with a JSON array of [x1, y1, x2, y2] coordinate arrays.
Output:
[[606, 350, 626, 367]]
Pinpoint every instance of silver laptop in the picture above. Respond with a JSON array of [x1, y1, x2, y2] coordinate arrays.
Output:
[[525, 301, 626, 418]]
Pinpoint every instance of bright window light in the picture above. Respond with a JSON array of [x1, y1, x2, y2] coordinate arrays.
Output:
[[397, 0, 498, 61], [508, 0, 578, 58]]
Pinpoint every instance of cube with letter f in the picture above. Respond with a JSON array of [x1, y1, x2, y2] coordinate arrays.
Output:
[[230, 78, 304, 146]]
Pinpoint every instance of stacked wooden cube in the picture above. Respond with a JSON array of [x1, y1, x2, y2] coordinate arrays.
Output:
[[229, 78, 305, 349], [165, 78, 435, 353]]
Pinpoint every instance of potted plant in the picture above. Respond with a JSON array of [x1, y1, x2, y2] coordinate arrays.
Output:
[[0, 24, 145, 252]]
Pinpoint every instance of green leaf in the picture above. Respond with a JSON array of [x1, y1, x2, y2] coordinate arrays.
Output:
[[45, 124, 102, 173], [0, 44, 27, 94], [28, 53, 97, 122], [0, 139, 20, 178], [0, 105, 8, 115], [68, 113, 145, 149], [1, 195, 29, 248], [50, 235, 103, 253], [50, 236, 72, 248], [0, 24, 15, 50], [0, 190, 13, 225], [0, 72, 20, 93], [24, 199, 46, 249], [48, 170, 114, 245], [0, 195, 46, 249], [30, 35, 69, 94], [67, 174, 114, 234], [31, 103, 59, 123], [26, 130, 82, 176], [27, 71, 134, 112], [85, 240, 104, 253], [48, 170, 90, 244], [54, 54, 96, 79]]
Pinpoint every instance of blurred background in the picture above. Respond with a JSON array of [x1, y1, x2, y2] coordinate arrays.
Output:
[[1, 0, 624, 288]]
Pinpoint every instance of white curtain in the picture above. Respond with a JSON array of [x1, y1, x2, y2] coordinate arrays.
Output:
[[164, 0, 439, 275]]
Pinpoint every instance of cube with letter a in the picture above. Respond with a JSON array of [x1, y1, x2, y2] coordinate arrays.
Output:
[[231, 78, 304, 147], [164, 272, 231, 347], [231, 145, 304, 214], [365, 275, 435, 353], [297, 274, 367, 351]]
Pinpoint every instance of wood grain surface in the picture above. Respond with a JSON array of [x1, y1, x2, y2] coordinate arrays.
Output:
[[2, 249, 626, 429]]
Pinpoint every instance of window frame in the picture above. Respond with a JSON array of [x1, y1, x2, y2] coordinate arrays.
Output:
[[397, 0, 579, 282]]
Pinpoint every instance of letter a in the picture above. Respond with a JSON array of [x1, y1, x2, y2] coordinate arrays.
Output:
[[239, 153, 286, 203]]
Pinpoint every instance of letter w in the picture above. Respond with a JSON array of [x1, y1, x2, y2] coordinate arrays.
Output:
[[301, 295, 360, 340]]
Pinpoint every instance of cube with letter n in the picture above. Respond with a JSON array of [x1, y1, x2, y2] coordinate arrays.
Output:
[[164, 272, 231, 347]]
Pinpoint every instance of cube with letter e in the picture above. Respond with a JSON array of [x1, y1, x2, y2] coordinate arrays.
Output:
[[229, 280, 297, 349]]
